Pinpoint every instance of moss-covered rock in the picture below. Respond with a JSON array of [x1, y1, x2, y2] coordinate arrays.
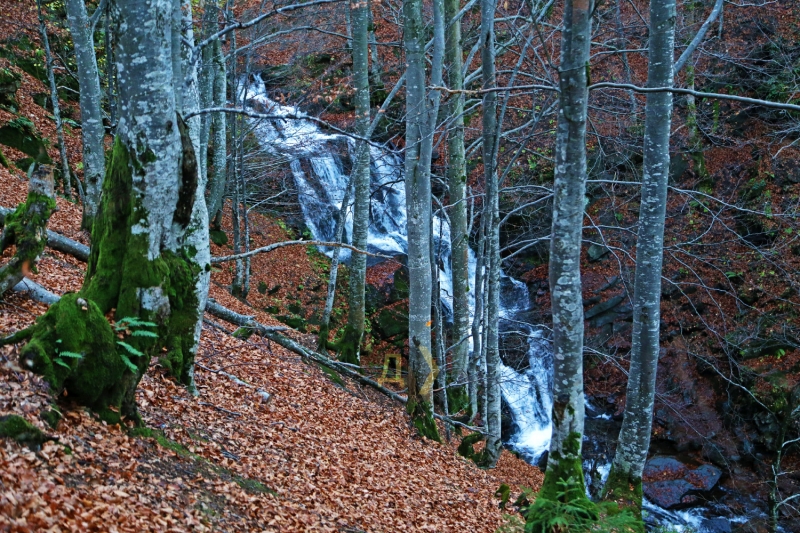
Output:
[[0, 66, 21, 110], [0, 117, 51, 164], [0, 415, 48, 449]]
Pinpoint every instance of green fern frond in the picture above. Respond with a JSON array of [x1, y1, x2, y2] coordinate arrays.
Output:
[[117, 341, 144, 357], [118, 353, 138, 373]]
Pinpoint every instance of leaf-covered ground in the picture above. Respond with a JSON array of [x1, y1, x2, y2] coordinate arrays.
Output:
[[0, 163, 542, 531]]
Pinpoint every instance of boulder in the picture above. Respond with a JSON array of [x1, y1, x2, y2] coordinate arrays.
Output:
[[642, 456, 722, 509]]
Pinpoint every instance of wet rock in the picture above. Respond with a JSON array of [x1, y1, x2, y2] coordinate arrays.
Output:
[[644, 480, 698, 508], [585, 294, 625, 320], [642, 456, 722, 509], [702, 517, 732, 533]]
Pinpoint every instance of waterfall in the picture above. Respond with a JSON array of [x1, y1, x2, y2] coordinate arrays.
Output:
[[245, 77, 553, 462]]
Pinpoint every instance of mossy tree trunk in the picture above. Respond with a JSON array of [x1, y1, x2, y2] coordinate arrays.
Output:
[[15, 0, 207, 423], [0, 166, 56, 298], [538, 0, 592, 502]]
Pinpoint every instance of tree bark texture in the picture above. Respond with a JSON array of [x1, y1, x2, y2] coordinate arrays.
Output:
[[16, 0, 206, 423], [341, 0, 372, 366], [444, 0, 470, 415], [36, 0, 71, 199], [65, 0, 106, 230], [605, 0, 676, 511], [481, 0, 502, 468], [403, 0, 440, 441], [541, 0, 592, 499]]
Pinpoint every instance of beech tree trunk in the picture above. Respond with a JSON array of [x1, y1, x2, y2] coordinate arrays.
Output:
[[340, 0, 372, 366], [444, 0, 470, 415], [481, 0, 502, 468], [65, 0, 106, 230], [604, 0, 676, 512], [403, 0, 443, 441], [36, 0, 71, 199], [540, 0, 592, 499], [16, 0, 207, 423]]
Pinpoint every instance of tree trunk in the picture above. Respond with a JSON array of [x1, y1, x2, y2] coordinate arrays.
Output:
[[36, 0, 71, 199], [444, 0, 470, 415], [65, 0, 106, 230], [340, 0, 372, 366], [403, 0, 442, 442], [604, 0, 676, 513], [317, 176, 354, 352], [0, 166, 56, 298], [540, 0, 592, 500], [469, 214, 486, 423], [480, 0, 502, 468], [207, 35, 228, 222], [16, 0, 206, 423]]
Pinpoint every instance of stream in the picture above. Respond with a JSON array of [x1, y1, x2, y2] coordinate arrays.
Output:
[[244, 77, 748, 532]]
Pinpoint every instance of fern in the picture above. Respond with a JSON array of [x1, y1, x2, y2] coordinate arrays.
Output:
[[117, 341, 144, 357], [131, 330, 159, 338], [115, 317, 157, 330], [58, 351, 83, 358], [54, 358, 71, 369], [118, 353, 138, 373]]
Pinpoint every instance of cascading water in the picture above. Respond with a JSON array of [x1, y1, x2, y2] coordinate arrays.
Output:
[[244, 78, 752, 532], [245, 77, 554, 461]]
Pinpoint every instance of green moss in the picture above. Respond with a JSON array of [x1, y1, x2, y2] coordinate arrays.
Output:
[[0, 146, 8, 168], [406, 398, 441, 442], [18, 293, 125, 418], [457, 432, 484, 462], [0, 415, 47, 449], [1, 189, 57, 279], [539, 431, 586, 500], [601, 464, 644, 518], [39, 408, 61, 429], [209, 229, 228, 246], [336, 324, 362, 366], [0, 118, 51, 163], [447, 385, 470, 415]]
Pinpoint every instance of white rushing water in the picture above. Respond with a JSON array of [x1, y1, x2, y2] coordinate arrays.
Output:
[[245, 77, 759, 532], [245, 77, 554, 461]]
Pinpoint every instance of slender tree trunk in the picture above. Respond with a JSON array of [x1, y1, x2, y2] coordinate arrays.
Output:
[[105, 6, 116, 133], [317, 177, 354, 352], [36, 0, 71, 199], [604, 0, 676, 513], [340, 0, 372, 366], [480, 0, 502, 468], [470, 214, 486, 423], [65, 0, 106, 229], [403, 0, 443, 442], [444, 0, 470, 415], [17, 0, 206, 422], [539, 0, 592, 500], [208, 35, 228, 222]]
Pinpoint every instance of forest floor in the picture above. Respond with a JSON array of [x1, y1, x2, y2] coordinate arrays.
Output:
[[0, 174, 543, 532]]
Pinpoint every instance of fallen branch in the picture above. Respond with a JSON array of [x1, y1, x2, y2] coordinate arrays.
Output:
[[206, 300, 483, 434], [210, 239, 396, 264], [12, 277, 60, 305]]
